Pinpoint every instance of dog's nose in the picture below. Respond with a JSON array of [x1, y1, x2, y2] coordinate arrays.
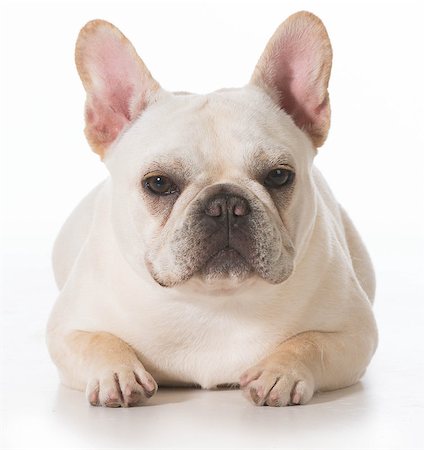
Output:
[[204, 194, 251, 219]]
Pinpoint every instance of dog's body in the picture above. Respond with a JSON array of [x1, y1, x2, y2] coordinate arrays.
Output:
[[47, 12, 378, 407]]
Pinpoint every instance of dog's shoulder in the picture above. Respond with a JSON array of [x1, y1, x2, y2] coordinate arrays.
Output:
[[311, 166, 375, 302], [52, 179, 109, 288]]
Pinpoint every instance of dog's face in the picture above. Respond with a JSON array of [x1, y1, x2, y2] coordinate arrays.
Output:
[[75, 12, 332, 290], [106, 87, 315, 289]]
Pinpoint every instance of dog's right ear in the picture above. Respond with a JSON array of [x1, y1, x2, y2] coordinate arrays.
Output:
[[75, 20, 160, 158]]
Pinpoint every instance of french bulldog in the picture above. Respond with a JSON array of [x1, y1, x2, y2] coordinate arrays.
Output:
[[47, 11, 378, 407]]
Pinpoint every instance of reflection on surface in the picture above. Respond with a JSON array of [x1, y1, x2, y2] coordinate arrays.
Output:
[[50, 381, 372, 449]]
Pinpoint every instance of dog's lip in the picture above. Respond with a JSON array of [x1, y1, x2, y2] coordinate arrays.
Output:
[[198, 245, 253, 281], [205, 246, 245, 264]]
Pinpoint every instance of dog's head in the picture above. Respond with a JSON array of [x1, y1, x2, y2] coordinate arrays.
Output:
[[75, 12, 332, 291]]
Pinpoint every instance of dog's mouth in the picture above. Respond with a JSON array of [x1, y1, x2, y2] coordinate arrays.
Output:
[[198, 246, 252, 283]]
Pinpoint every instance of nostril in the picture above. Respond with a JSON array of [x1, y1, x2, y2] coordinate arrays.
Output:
[[205, 201, 222, 217], [233, 204, 247, 217], [232, 199, 250, 217], [204, 193, 250, 218]]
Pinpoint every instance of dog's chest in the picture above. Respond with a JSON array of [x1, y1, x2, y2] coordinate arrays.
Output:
[[124, 300, 287, 389]]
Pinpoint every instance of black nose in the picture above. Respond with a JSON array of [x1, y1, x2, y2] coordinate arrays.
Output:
[[204, 193, 251, 219]]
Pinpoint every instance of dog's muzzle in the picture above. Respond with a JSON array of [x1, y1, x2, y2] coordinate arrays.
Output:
[[199, 188, 253, 281], [151, 183, 294, 287]]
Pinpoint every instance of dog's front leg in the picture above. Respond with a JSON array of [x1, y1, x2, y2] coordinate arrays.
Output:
[[239, 325, 377, 406], [47, 330, 157, 407]]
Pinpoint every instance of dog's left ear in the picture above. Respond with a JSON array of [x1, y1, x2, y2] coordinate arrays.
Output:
[[250, 11, 332, 148]]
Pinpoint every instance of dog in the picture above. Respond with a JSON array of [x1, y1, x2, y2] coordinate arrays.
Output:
[[47, 11, 378, 407]]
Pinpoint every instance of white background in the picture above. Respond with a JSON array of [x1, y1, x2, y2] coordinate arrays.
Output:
[[1, 0, 423, 449]]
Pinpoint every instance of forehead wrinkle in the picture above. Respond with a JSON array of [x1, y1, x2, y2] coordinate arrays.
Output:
[[142, 155, 192, 180], [246, 148, 295, 178], [137, 96, 224, 183], [193, 101, 228, 177], [200, 95, 255, 178]]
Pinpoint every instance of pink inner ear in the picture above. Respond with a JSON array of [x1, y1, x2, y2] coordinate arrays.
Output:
[[86, 95, 131, 147], [271, 36, 325, 131], [88, 29, 145, 119], [251, 13, 332, 147], [79, 24, 154, 154]]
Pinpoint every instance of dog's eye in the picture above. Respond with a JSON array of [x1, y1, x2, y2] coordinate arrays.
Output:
[[143, 174, 179, 196], [264, 168, 294, 188]]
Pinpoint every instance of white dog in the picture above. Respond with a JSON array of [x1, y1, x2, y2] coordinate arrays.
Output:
[[47, 11, 378, 407]]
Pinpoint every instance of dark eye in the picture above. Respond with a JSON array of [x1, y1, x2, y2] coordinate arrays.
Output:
[[264, 168, 294, 188], [143, 174, 179, 196]]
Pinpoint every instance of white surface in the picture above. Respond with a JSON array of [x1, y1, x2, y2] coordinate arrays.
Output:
[[1, 1, 424, 449], [1, 249, 423, 449]]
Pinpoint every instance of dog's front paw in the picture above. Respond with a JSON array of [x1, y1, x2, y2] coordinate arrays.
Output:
[[239, 361, 315, 407], [86, 364, 158, 407]]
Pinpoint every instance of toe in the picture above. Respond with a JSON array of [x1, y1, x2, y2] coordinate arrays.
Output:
[[264, 375, 292, 406], [264, 376, 314, 406], [239, 367, 263, 387], [290, 380, 314, 405], [86, 380, 100, 406], [242, 371, 280, 406], [134, 369, 158, 397]]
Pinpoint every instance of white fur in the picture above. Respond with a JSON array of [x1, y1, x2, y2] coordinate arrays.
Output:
[[47, 15, 378, 407]]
